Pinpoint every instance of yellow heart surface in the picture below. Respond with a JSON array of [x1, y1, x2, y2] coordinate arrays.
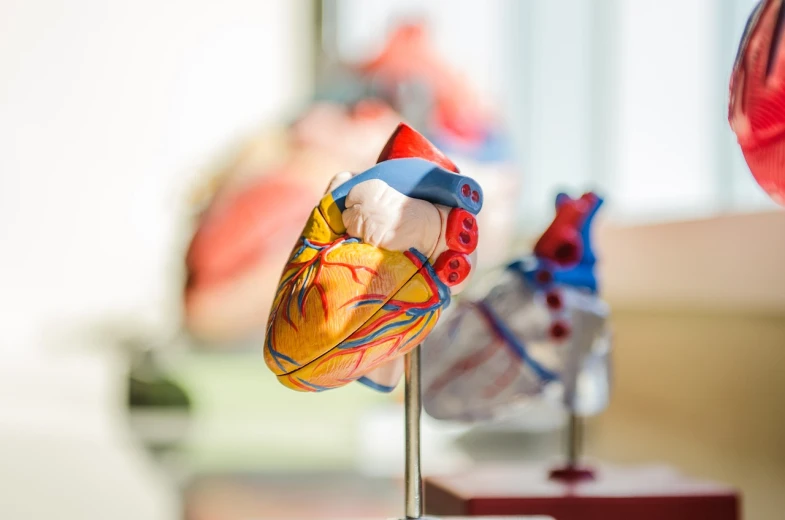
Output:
[[263, 193, 449, 391]]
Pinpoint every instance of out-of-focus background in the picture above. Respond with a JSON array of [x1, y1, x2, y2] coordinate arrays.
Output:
[[1, 0, 783, 519]]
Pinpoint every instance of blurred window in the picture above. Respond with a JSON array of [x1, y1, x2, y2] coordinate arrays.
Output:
[[328, 0, 778, 233]]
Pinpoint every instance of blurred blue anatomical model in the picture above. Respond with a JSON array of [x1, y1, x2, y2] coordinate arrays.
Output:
[[421, 192, 611, 423]]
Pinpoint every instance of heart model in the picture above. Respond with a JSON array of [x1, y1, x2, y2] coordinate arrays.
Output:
[[263, 123, 483, 392], [730, 0, 785, 204], [420, 193, 611, 422]]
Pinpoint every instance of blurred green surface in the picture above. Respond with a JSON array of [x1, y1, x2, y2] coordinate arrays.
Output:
[[166, 351, 398, 473]]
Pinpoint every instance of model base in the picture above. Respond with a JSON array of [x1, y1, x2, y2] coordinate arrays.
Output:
[[389, 517, 552, 520], [424, 462, 740, 520]]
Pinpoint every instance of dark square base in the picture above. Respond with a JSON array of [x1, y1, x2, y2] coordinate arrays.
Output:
[[424, 463, 740, 520]]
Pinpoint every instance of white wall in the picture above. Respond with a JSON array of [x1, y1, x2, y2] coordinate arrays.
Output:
[[0, 0, 313, 354], [0, 3, 312, 518]]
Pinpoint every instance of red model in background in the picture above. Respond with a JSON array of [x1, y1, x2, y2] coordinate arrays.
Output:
[[730, 0, 785, 204]]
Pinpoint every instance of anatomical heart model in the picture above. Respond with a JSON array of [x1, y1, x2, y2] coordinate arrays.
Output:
[[184, 23, 514, 347], [421, 192, 611, 422], [263, 123, 483, 393], [729, 0, 785, 204]]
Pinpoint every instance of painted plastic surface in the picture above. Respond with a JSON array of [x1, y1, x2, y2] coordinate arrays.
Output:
[[263, 124, 482, 392], [729, 0, 785, 205], [328, 159, 483, 215], [421, 193, 611, 421]]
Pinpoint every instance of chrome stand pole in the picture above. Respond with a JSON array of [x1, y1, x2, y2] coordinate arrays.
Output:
[[403, 347, 423, 519], [566, 412, 582, 468], [400, 346, 532, 519]]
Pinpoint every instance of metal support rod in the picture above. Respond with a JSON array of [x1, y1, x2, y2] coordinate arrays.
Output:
[[566, 411, 583, 468], [404, 347, 423, 519]]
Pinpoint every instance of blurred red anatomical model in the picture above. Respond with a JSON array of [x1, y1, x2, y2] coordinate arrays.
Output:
[[730, 0, 785, 204]]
